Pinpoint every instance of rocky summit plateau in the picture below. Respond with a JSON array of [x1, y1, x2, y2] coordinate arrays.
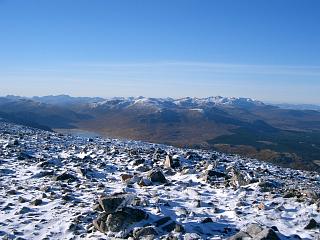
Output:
[[0, 121, 319, 240]]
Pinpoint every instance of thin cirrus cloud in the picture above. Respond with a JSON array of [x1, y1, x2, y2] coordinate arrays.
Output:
[[13, 61, 320, 80], [65, 61, 320, 79]]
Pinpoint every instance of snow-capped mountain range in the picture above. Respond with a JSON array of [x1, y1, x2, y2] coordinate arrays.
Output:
[[90, 96, 265, 110]]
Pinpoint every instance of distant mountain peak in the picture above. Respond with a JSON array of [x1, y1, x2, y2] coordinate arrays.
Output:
[[91, 96, 265, 110]]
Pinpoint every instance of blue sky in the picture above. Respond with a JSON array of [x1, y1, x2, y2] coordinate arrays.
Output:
[[0, 0, 319, 104]]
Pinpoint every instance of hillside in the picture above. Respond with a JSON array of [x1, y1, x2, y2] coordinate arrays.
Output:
[[1, 95, 320, 172], [0, 121, 319, 239]]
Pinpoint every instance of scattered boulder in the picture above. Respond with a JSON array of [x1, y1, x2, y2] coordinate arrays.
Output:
[[7, 189, 17, 195], [17, 152, 34, 160], [98, 193, 133, 214], [133, 158, 145, 166], [133, 226, 158, 239], [93, 213, 108, 233], [245, 223, 263, 236], [257, 202, 265, 210], [185, 152, 201, 161], [228, 231, 251, 240], [162, 221, 184, 233], [37, 159, 62, 168], [255, 228, 280, 240], [148, 170, 166, 184], [121, 174, 134, 182], [92, 203, 103, 212], [230, 168, 252, 187], [105, 207, 147, 232], [283, 189, 302, 199], [201, 217, 213, 224], [54, 172, 78, 182], [31, 198, 42, 206], [32, 170, 55, 178], [17, 206, 33, 214], [204, 169, 228, 180], [258, 180, 281, 192], [77, 167, 97, 179], [164, 155, 180, 169], [138, 178, 152, 187], [18, 196, 28, 203], [304, 218, 319, 230], [229, 223, 280, 240], [93, 193, 148, 234]]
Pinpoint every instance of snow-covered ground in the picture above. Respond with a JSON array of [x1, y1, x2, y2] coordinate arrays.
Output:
[[0, 121, 319, 240]]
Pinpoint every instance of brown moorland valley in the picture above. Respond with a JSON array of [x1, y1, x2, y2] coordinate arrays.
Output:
[[1, 95, 320, 172]]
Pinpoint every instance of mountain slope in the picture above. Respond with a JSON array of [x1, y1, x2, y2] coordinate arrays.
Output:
[[0, 121, 319, 239]]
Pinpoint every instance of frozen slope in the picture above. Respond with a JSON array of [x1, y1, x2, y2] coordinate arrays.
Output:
[[0, 122, 319, 240]]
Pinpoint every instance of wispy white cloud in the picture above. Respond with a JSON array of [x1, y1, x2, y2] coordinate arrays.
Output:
[[68, 61, 320, 77], [13, 61, 320, 78]]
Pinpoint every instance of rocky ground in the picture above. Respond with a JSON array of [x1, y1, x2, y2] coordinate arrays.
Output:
[[0, 121, 319, 240]]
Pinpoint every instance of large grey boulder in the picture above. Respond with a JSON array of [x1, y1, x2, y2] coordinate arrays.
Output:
[[93, 193, 148, 234], [254, 228, 280, 240], [228, 223, 280, 240], [228, 231, 252, 240], [105, 207, 147, 232], [133, 226, 158, 239], [230, 168, 252, 187], [98, 193, 133, 214], [246, 223, 264, 236], [148, 170, 167, 184]]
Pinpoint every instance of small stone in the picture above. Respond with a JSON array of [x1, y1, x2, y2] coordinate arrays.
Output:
[[148, 170, 166, 184], [18, 196, 28, 203], [257, 203, 265, 210], [162, 221, 184, 233], [121, 174, 133, 182], [138, 178, 152, 187], [92, 203, 103, 212], [304, 219, 319, 230], [164, 155, 180, 168], [7, 189, 17, 195], [17, 207, 33, 214], [133, 159, 145, 166], [31, 199, 42, 206], [54, 172, 78, 182], [201, 218, 213, 223]]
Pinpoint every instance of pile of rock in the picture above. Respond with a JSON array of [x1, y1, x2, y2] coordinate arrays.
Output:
[[92, 193, 148, 236]]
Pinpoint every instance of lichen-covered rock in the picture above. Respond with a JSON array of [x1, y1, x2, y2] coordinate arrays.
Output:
[[133, 226, 158, 239], [230, 168, 252, 187], [98, 193, 133, 214], [105, 207, 147, 232]]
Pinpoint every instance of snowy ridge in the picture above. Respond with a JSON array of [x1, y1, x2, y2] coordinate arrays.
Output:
[[0, 121, 319, 240], [90, 96, 264, 110]]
